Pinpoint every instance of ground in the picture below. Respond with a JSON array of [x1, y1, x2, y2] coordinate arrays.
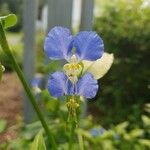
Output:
[[0, 73, 22, 143]]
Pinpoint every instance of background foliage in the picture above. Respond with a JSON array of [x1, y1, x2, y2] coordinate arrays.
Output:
[[93, 0, 150, 127]]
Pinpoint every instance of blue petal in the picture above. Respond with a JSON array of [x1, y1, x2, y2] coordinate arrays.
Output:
[[31, 76, 42, 88], [74, 31, 104, 61], [47, 71, 73, 98], [44, 26, 73, 61], [76, 73, 98, 98], [90, 128, 99, 137], [99, 127, 105, 135]]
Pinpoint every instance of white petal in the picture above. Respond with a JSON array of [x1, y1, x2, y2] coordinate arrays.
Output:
[[82, 52, 114, 79]]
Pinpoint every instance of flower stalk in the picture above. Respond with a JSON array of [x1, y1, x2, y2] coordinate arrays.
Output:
[[0, 22, 57, 150], [68, 114, 76, 150], [67, 96, 80, 150]]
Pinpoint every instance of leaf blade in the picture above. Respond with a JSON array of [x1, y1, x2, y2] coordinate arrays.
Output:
[[31, 130, 47, 150], [0, 14, 17, 29]]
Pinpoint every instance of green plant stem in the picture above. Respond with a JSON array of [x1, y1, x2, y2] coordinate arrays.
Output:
[[78, 132, 84, 150], [68, 121, 76, 150], [0, 22, 57, 150]]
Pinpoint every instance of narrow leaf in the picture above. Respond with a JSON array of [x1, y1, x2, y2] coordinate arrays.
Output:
[[31, 131, 47, 150]]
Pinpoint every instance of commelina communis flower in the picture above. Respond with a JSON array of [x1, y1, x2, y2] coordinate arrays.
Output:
[[44, 26, 104, 100]]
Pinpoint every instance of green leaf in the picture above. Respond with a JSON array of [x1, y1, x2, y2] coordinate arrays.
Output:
[[82, 52, 114, 79], [142, 115, 150, 127], [0, 119, 7, 133], [115, 121, 129, 134], [144, 103, 150, 114], [139, 139, 150, 148], [0, 14, 17, 29], [45, 99, 59, 112], [129, 128, 144, 138], [0, 63, 5, 81], [31, 130, 47, 150]]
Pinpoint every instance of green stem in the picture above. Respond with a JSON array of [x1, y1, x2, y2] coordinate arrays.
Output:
[[0, 22, 57, 150], [78, 132, 84, 150], [68, 121, 76, 150]]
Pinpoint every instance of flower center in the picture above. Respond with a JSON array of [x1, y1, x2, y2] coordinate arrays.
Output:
[[63, 55, 82, 83]]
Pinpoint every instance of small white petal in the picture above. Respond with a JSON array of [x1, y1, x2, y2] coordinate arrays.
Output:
[[82, 52, 114, 79]]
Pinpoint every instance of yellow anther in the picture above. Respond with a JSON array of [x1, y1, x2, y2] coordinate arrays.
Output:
[[64, 63, 81, 70], [63, 62, 82, 83], [66, 98, 79, 110]]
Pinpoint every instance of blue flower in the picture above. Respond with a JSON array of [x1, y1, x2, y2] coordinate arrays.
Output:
[[99, 127, 105, 135], [31, 75, 43, 88], [90, 127, 105, 137], [44, 26, 104, 62], [90, 128, 99, 137], [45, 27, 104, 99], [47, 71, 98, 98], [31, 75, 43, 94]]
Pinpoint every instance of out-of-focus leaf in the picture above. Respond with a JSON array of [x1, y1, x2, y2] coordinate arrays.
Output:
[[0, 119, 7, 133], [31, 130, 47, 150], [144, 103, 150, 113], [0, 14, 17, 29], [142, 115, 150, 127], [115, 121, 128, 134], [41, 89, 56, 101], [139, 139, 150, 148], [45, 99, 59, 112], [0, 63, 5, 81], [129, 128, 144, 138], [82, 52, 114, 79], [23, 121, 42, 140]]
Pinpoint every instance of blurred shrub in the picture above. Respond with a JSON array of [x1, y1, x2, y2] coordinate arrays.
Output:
[[93, 0, 150, 126]]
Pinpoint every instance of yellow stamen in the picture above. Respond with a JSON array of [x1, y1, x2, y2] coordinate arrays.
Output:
[[67, 98, 79, 109], [64, 63, 81, 70], [63, 63, 82, 83]]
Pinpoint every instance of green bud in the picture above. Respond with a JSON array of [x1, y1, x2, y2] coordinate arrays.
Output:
[[67, 98, 79, 123]]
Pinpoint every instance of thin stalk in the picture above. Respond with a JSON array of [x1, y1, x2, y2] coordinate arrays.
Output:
[[68, 121, 76, 150], [78, 132, 84, 150], [0, 22, 57, 150]]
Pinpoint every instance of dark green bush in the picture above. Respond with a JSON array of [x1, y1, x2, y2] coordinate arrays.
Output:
[[93, 0, 150, 127]]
